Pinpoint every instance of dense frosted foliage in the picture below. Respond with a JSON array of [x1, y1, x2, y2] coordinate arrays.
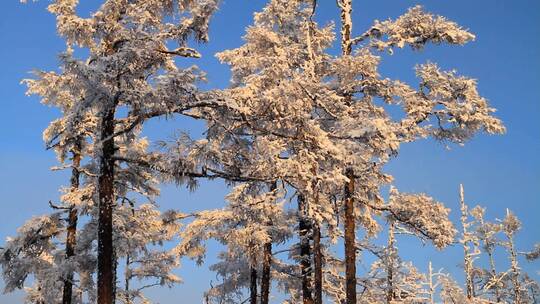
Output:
[[2, 0, 537, 304]]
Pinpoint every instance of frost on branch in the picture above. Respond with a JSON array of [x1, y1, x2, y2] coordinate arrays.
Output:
[[387, 187, 456, 249], [525, 244, 540, 261], [0, 214, 64, 302], [398, 63, 506, 144], [366, 5, 475, 51]]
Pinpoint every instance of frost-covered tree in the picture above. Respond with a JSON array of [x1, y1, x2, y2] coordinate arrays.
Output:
[[177, 183, 293, 304], [330, 2, 505, 302], [458, 185, 481, 300], [198, 1, 504, 303], [21, 0, 221, 302], [499, 209, 540, 303], [450, 190, 540, 304], [11, 0, 527, 303], [470, 205, 504, 302]]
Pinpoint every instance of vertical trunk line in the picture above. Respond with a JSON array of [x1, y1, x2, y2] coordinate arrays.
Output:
[[62, 142, 81, 304], [250, 264, 258, 304], [298, 194, 314, 304], [97, 105, 116, 304], [460, 184, 474, 300], [313, 223, 323, 304], [505, 211, 522, 304], [428, 262, 435, 304], [487, 248, 501, 302], [260, 241, 272, 304], [386, 220, 396, 303], [344, 168, 356, 304], [338, 1, 357, 302], [261, 182, 276, 304], [125, 254, 131, 304]]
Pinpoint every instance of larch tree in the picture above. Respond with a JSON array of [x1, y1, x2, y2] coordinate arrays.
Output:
[[176, 183, 294, 304], [206, 0, 345, 303], [329, 3, 505, 303], [7, 1, 539, 304], [459, 184, 481, 300], [19, 0, 221, 303], [204, 1, 504, 303], [470, 205, 504, 302]]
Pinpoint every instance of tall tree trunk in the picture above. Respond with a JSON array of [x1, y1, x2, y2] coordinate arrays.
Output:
[[250, 264, 258, 304], [344, 168, 356, 304], [338, 0, 357, 302], [428, 262, 435, 304], [112, 248, 117, 304], [298, 194, 314, 304], [125, 254, 131, 304], [505, 211, 522, 304], [313, 223, 323, 304], [260, 241, 272, 304], [97, 105, 116, 304], [386, 221, 396, 303], [459, 185, 474, 301], [261, 182, 276, 304], [509, 239, 522, 304], [62, 144, 81, 304]]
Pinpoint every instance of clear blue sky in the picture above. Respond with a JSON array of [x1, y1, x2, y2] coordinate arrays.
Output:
[[0, 0, 538, 302]]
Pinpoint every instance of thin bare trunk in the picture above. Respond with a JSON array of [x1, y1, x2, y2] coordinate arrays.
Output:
[[386, 221, 396, 303], [486, 247, 501, 302], [97, 105, 116, 304], [505, 213, 522, 304], [460, 184, 474, 300], [428, 262, 435, 304], [298, 194, 314, 304], [62, 144, 81, 304]]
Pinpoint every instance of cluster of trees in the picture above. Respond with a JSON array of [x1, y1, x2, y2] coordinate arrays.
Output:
[[1, 0, 537, 303]]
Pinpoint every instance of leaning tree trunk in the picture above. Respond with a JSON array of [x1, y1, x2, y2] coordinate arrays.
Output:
[[313, 223, 323, 304], [62, 143, 81, 304], [97, 105, 116, 304], [298, 194, 314, 304], [338, 0, 357, 302]]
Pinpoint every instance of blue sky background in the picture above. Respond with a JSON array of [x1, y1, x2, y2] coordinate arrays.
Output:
[[0, 0, 539, 302]]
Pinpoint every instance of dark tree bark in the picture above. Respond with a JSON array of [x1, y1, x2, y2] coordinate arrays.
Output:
[[339, 0, 357, 302], [344, 168, 356, 304], [112, 248, 118, 304], [313, 223, 323, 304], [250, 264, 258, 304], [62, 144, 81, 304], [125, 254, 131, 304], [261, 182, 276, 304], [298, 194, 314, 304], [260, 241, 272, 304], [97, 105, 116, 304]]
